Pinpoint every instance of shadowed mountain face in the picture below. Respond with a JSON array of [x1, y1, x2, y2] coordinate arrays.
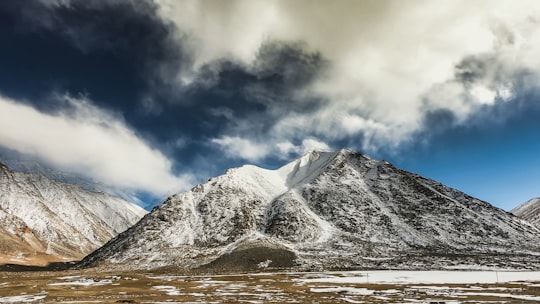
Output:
[[512, 198, 540, 229], [79, 150, 540, 272], [0, 162, 147, 266]]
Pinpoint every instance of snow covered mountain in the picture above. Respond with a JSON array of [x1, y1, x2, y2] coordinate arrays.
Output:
[[512, 198, 540, 229], [0, 162, 147, 266], [79, 150, 540, 272]]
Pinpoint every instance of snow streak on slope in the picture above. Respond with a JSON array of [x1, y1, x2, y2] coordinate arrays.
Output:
[[79, 150, 540, 271], [0, 162, 147, 264], [512, 198, 540, 229]]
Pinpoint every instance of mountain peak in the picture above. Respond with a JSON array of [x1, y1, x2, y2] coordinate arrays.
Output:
[[79, 149, 540, 272]]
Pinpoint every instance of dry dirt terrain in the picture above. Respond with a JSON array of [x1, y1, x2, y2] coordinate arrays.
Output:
[[1, 270, 540, 303]]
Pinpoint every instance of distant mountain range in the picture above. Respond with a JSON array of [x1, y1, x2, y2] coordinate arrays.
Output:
[[0, 162, 147, 266], [512, 198, 540, 229], [79, 150, 540, 272]]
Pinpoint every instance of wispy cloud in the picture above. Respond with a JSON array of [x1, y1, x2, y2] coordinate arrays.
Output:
[[211, 136, 269, 162], [212, 135, 331, 162], [0, 94, 193, 195]]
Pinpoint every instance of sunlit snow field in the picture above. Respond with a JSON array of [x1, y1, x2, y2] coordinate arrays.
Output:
[[2, 270, 540, 303]]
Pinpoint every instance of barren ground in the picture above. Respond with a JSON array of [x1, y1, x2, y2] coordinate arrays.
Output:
[[1, 270, 540, 303]]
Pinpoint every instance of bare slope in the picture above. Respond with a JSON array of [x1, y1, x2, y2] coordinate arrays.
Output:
[[79, 150, 540, 271], [0, 162, 147, 265]]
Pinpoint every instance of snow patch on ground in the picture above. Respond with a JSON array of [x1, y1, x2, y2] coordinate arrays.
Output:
[[297, 270, 540, 284], [49, 277, 113, 286], [0, 292, 47, 303], [152, 285, 181, 296]]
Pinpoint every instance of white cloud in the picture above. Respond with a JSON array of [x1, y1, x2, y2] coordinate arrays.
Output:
[[470, 85, 497, 105], [277, 138, 330, 156], [300, 138, 330, 153], [211, 136, 269, 162], [213, 135, 331, 162], [276, 141, 297, 155], [0, 95, 192, 195]]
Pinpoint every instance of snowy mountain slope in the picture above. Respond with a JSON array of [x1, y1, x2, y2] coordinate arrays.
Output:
[[79, 150, 540, 271], [512, 198, 540, 228], [0, 162, 147, 265]]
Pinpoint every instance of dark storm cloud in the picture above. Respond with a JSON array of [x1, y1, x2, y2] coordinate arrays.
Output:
[[252, 41, 328, 93], [142, 40, 330, 168], [454, 55, 493, 86], [187, 41, 327, 107], [0, 0, 187, 112], [421, 109, 458, 136], [164, 41, 328, 131]]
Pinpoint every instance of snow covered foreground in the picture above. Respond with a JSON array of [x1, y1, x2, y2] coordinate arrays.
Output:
[[296, 270, 540, 284]]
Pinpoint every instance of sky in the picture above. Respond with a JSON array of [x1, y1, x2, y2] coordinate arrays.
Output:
[[1, 0, 540, 210]]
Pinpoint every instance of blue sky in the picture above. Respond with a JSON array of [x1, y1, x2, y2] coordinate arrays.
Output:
[[0, 0, 539, 210]]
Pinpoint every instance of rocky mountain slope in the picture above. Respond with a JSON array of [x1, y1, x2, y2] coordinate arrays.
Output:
[[512, 198, 540, 229], [0, 162, 147, 265], [79, 150, 540, 272]]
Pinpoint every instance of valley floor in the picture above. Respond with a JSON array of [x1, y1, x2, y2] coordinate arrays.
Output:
[[1, 270, 540, 303]]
